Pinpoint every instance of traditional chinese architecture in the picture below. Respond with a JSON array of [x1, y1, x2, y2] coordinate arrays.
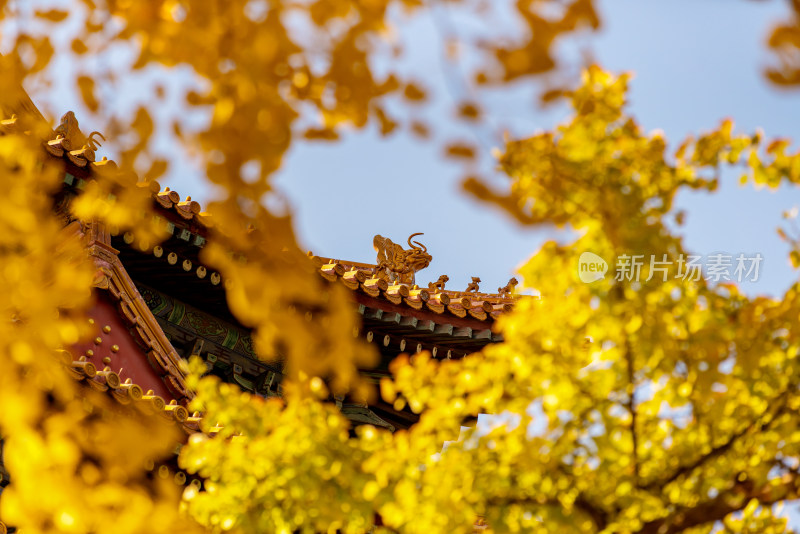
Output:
[[0, 98, 521, 532], [38, 106, 519, 430]]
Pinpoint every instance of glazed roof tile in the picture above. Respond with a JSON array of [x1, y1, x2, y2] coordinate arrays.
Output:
[[311, 256, 519, 323], [62, 351, 199, 433]]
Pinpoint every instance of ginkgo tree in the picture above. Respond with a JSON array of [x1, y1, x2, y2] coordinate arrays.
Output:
[[2, 1, 800, 534]]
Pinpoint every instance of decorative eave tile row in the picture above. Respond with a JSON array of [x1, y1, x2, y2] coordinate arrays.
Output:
[[29, 134, 205, 246], [152, 185, 213, 229], [440, 290, 516, 311], [60, 347, 234, 439], [58, 351, 214, 505], [0, 349, 211, 534], [45, 135, 108, 169], [117, 232, 222, 285], [311, 256, 515, 323], [23, 116, 122, 176], [125, 241, 500, 357], [63, 351, 196, 428], [63, 349, 387, 439], [1, 109, 215, 238], [361, 329, 471, 360], [117, 234, 516, 326], [58, 174, 209, 253], [81, 222, 193, 401], [357, 304, 503, 357]]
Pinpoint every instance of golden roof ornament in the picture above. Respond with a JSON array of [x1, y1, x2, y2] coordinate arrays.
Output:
[[498, 277, 518, 297], [465, 277, 481, 293], [373, 232, 432, 284], [427, 274, 449, 293], [48, 111, 105, 162]]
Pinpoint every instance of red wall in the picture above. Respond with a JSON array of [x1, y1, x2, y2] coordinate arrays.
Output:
[[71, 294, 176, 401]]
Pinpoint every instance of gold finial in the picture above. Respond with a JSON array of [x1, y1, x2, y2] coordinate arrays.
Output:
[[427, 274, 449, 293], [465, 277, 481, 293], [498, 277, 519, 297]]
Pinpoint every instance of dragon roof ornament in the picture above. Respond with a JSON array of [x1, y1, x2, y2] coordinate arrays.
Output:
[[373, 232, 432, 284], [46, 111, 105, 164]]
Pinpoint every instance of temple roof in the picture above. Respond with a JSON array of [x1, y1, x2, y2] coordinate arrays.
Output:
[[21, 110, 522, 319], [0, 85, 507, 533], [3, 105, 526, 432]]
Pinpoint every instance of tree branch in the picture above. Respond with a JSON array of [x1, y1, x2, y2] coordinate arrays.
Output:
[[624, 336, 639, 482], [485, 493, 608, 531], [641, 388, 790, 491], [637, 471, 800, 534]]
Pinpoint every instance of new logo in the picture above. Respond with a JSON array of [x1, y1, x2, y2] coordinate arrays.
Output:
[[578, 252, 608, 283]]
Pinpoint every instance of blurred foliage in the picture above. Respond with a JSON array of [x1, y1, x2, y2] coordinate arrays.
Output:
[[2, 1, 800, 534], [765, 0, 800, 86]]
